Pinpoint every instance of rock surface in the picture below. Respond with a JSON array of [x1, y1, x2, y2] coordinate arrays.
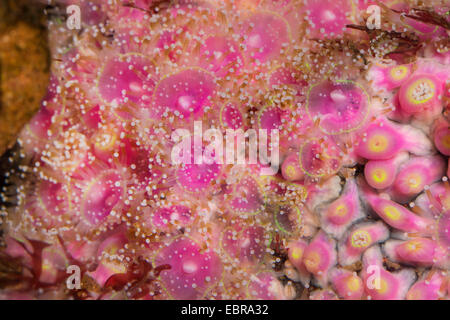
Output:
[[0, 0, 49, 155]]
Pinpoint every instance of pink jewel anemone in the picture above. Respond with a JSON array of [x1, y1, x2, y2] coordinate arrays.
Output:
[[0, 0, 449, 301], [155, 237, 222, 300], [306, 80, 370, 135], [153, 68, 216, 119]]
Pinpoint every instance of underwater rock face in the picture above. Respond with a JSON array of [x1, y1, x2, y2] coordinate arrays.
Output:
[[0, 0, 449, 300], [0, 0, 49, 156]]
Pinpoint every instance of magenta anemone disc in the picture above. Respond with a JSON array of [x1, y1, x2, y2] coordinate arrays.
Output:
[[246, 272, 281, 299], [177, 162, 220, 192], [241, 12, 290, 63], [303, 0, 352, 39], [82, 171, 123, 225], [274, 205, 302, 235], [229, 176, 265, 215], [258, 106, 282, 131], [299, 139, 341, 178], [200, 36, 243, 77], [220, 225, 266, 263], [220, 103, 244, 130], [27, 107, 54, 140], [154, 68, 216, 118], [151, 205, 193, 232], [38, 180, 67, 216], [155, 237, 222, 299], [306, 80, 369, 135], [97, 54, 155, 109]]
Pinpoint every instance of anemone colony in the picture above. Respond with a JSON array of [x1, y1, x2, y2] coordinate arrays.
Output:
[[0, 0, 449, 300]]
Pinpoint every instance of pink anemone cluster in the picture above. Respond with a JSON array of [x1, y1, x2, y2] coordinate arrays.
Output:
[[0, 0, 449, 300]]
